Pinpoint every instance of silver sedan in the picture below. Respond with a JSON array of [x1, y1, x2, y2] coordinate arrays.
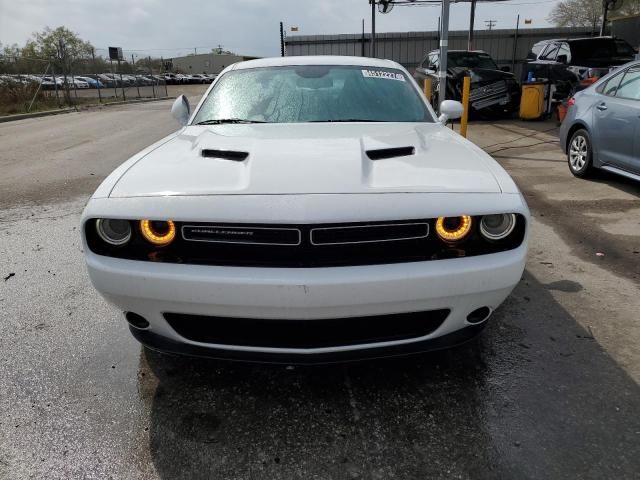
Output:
[[560, 60, 640, 182]]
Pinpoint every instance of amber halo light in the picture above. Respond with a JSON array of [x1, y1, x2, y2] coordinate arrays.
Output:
[[435, 216, 472, 243], [139, 220, 176, 246]]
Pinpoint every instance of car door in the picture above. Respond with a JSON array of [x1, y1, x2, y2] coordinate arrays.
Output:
[[593, 67, 640, 173], [613, 67, 640, 174]]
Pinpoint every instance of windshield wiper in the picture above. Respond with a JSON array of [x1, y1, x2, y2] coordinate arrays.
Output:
[[308, 119, 383, 123], [196, 118, 267, 125]]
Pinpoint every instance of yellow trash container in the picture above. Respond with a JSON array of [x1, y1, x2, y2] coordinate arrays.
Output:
[[519, 83, 545, 120]]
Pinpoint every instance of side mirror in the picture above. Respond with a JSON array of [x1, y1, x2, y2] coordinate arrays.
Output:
[[500, 66, 511, 72], [171, 94, 191, 126], [557, 55, 568, 64], [438, 100, 464, 124]]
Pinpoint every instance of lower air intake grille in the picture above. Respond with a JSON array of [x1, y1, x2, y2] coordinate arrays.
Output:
[[164, 310, 450, 349]]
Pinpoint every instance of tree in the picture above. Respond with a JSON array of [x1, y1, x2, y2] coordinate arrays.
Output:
[[548, 0, 640, 31], [548, 0, 601, 30], [136, 57, 163, 73], [25, 26, 93, 101]]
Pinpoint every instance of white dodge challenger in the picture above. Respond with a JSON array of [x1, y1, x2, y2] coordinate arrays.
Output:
[[81, 56, 529, 363]]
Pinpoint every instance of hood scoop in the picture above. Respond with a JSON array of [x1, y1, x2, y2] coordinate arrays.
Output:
[[366, 146, 415, 161], [202, 149, 249, 161]]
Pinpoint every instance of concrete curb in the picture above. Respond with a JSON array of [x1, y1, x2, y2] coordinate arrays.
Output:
[[0, 108, 76, 123], [0, 96, 172, 123]]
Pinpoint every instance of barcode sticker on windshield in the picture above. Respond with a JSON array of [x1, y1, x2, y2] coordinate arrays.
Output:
[[361, 69, 405, 82]]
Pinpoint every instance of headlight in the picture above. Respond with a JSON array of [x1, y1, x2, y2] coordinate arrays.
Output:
[[95, 219, 132, 246], [139, 220, 176, 246], [435, 216, 472, 243], [480, 214, 516, 241]]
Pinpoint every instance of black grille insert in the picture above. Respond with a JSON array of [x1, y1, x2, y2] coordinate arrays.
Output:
[[164, 310, 450, 349], [182, 225, 301, 245], [311, 222, 428, 245]]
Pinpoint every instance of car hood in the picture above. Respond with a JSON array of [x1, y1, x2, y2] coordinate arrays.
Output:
[[109, 123, 504, 197]]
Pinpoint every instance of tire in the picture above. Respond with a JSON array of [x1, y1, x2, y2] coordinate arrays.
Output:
[[568, 129, 594, 178]]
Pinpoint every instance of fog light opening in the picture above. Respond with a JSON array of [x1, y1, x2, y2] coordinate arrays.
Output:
[[125, 312, 150, 330], [467, 307, 492, 325]]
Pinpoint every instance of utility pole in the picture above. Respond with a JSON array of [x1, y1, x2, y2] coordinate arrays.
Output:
[[194, 47, 197, 56], [468, 0, 477, 51], [439, 0, 451, 111], [132, 53, 140, 98], [600, 0, 610, 36], [280, 22, 285, 57], [512, 14, 520, 72], [370, 0, 376, 57], [361, 18, 366, 57], [485, 19, 497, 31], [91, 48, 102, 103]]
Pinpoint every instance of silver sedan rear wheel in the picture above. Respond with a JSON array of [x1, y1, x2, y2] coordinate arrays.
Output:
[[568, 129, 593, 178]]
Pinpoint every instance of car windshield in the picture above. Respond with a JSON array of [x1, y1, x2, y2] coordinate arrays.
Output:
[[570, 39, 636, 64], [448, 52, 498, 70], [192, 65, 432, 124]]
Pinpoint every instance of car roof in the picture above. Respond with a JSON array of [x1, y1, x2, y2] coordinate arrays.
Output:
[[427, 49, 489, 55], [535, 36, 616, 45], [232, 55, 400, 71]]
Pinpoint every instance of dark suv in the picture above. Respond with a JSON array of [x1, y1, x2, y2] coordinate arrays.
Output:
[[527, 37, 637, 87], [414, 50, 521, 116]]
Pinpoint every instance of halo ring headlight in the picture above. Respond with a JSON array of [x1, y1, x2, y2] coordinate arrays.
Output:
[[140, 220, 176, 246], [435, 216, 472, 243], [96, 219, 132, 246], [480, 214, 516, 241]]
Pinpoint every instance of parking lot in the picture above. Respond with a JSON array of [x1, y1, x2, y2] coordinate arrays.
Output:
[[1, 98, 639, 479]]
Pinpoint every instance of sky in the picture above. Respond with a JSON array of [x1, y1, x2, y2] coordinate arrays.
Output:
[[0, 0, 562, 59]]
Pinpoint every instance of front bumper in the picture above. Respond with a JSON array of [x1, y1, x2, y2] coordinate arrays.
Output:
[[86, 243, 526, 361]]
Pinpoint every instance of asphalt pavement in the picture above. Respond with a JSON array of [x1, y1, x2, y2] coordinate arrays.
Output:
[[1, 100, 639, 480]]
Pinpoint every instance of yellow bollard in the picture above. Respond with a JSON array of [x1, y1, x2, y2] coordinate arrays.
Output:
[[460, 76, 471, 138], [423, 78, 432, 104]]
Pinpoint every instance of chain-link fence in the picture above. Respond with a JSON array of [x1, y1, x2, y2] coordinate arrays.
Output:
[[0, 47, 214, 115]]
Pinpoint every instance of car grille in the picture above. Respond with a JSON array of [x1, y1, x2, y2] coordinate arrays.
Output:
[[85, 216, 527, 267], [164, 310, 450, 349], [175, 221, 435, 267], [470, 80, 509, 109]]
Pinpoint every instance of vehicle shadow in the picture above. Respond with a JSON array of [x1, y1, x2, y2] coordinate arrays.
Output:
[[139, 271, 640, 480], [582, 169, 640, 199]]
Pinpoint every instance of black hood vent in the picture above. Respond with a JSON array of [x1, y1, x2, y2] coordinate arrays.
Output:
[[366, 146, 415, 161], [201, 149, 249, 161]]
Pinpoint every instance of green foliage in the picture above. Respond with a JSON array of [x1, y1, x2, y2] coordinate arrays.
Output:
[[1, 26, 164, 76], [548, 0, 640, 28]]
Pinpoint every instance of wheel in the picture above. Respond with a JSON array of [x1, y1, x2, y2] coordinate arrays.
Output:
[[568, 129, 594, 178]]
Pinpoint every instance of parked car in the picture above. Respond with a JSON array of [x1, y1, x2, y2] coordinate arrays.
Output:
[[68, 77, 90, 89], [162, 73, 180, 84], [527, 37, 637, 89], [81, 56, 529, 363], [414, 50, 521, 117], [190, 74, 209, 83], [175, 73, 189, 84], [74, 76, 104, 89], [560, 60, 640, 182], [97, 73, 118, 87], [137, 75, 155, 86], [40, 76, 64, 90]]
